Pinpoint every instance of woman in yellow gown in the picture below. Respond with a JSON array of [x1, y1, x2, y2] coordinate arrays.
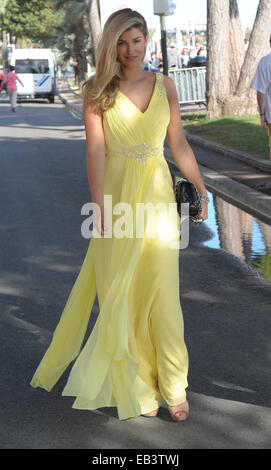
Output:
[[30, 9, 209, 421]]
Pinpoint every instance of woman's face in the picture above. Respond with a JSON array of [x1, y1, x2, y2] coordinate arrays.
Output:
[[117, 27, 147, 68]]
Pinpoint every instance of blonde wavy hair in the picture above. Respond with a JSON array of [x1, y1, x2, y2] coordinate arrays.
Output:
[[82, 8, 148, 113]]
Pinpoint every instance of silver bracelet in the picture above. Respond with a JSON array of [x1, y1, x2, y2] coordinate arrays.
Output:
[[199, 193, 210, 203]]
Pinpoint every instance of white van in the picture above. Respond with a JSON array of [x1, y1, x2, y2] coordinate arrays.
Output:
[[10, 48, 57, 103]]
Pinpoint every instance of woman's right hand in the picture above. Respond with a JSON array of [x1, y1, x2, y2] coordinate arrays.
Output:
[[93, 204, 109, 236]]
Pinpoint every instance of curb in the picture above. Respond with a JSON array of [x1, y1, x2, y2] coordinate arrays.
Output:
[[183, 129, 271, 173], [58, 95, 82, 120], [57, 86, 83, 120], [198, 164, 271, 225], [164, 147, 271, 225]]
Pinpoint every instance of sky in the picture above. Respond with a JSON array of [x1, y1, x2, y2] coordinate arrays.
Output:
[[167, 0, 259, 30], [129, 0, 259, 33], [151, 0, 259, 32], [238, 0, 259, 28], [100, 1, 260, 34]]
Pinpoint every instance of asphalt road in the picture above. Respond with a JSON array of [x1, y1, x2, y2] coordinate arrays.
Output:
[[1, 93, 271, 450]]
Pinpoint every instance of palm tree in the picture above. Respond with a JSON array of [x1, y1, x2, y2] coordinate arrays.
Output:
[[53, 0, 89, 83], [53, 0, 102, 81], [0, 0, 9, 68], [85, 0, 101, 66]]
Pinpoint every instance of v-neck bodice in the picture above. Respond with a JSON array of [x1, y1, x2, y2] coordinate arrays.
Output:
[[103, 72, 170, 162], [118, 73, 158, 115]]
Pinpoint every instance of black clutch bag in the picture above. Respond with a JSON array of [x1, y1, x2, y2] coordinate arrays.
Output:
[[174, 175, 202, 223]]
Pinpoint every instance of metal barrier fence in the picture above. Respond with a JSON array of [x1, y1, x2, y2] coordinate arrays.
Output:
[[61, 67, 206, 105], [169, 67, 206, 104]]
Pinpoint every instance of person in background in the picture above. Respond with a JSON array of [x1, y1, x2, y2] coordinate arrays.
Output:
[[61, 65, 66, 79], [150, 52, 161, 72], [57, 65, 62, 80], [158, 62, 163, 73], [0, 64, 24, 112], [1, 66, 8, 94], [167, 43, 182, 69], [181, 48, 190, 68], [189, 41, 200, 59], [188, 48, 207, 68], [252, 33, 271, 159], [0, 66, 4, 88], [142, 56, 151, 71], [201, 43, 207, 57], [66, 64, 71, 78]]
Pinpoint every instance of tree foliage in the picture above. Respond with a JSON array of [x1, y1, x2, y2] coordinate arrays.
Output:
[[0, 0, 101, 82], [52, 0, 90, 82], [85, 0, 101, 65], [0, 0, 62, 44]]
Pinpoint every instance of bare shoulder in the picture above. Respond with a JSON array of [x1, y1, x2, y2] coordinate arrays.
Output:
[[83, 95, 104, 146], [82, 76, 102, 119], [83, 96, 101, 116], [83, 97, 103, 133], [162, 74, 178, 102]]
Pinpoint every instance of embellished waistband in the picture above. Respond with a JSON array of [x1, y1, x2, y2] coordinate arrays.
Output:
[[106, 142, 164, 162]]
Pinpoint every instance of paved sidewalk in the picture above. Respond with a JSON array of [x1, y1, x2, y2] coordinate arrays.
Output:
[[183, 141, 271, 195], [57, 79, 83, 119]]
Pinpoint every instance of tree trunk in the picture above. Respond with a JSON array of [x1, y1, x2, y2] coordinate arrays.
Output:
[[206, 0, 230, 119], [207, 0, 271, 118], [236, 0, 271, 96], [85, 0, 101, 66], [74, 17, 88, 84], [224, 0, 271, 115], [229, 0, 245, 93], [1, 29, 9, 69]]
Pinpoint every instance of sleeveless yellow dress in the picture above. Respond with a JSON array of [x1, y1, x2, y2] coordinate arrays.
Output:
[[30, 72, 189, 420]]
